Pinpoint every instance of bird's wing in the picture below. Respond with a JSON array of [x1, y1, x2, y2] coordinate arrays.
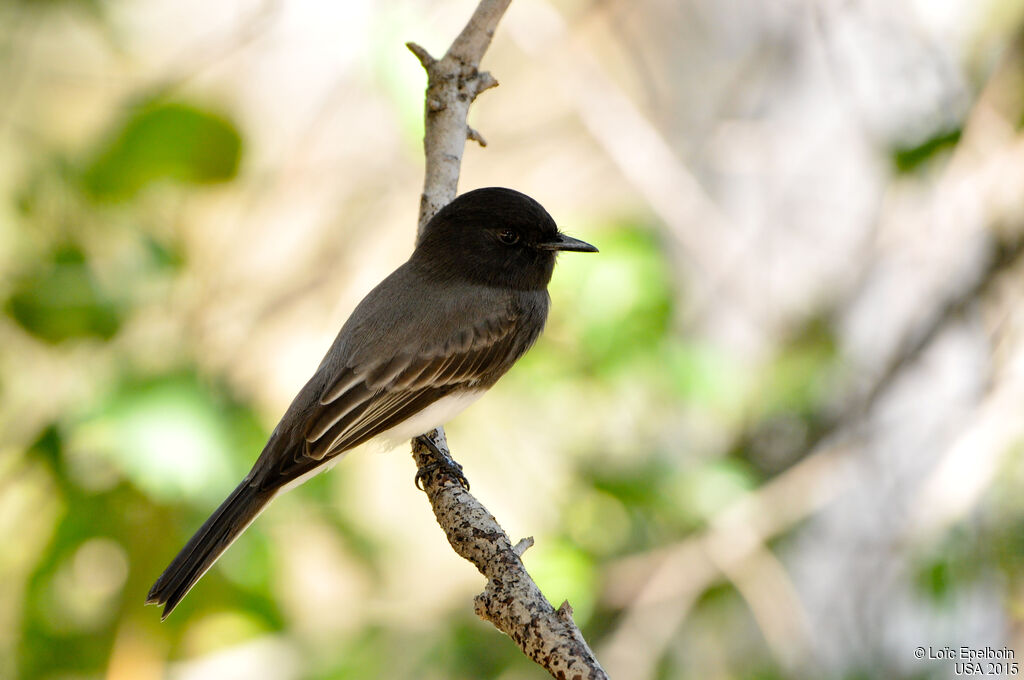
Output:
[[310, 309, 522, 457], [254, 305, 533, 489]]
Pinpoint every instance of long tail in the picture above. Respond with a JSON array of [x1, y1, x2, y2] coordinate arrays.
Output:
[[147, 480, 275, 619]]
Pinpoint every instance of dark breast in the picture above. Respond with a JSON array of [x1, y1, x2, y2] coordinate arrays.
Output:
[[476, 288, 549, 388]]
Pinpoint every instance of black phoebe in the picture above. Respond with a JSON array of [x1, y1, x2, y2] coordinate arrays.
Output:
[[146, 187, 597, 618]]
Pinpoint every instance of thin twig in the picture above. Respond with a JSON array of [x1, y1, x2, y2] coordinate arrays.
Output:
[[410, 0, 511, 234]]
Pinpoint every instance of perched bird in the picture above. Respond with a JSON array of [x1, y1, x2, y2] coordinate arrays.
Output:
[[146, 187, 597, 618]]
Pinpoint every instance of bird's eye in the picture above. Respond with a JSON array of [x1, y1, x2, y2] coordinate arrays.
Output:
[[497, 229, 520, 245]]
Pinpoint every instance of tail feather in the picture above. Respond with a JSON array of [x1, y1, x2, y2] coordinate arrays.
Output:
[[147, 480, 274, 619]]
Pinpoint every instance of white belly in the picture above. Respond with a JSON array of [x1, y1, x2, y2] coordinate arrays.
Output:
[[375, 389, 485, 448]]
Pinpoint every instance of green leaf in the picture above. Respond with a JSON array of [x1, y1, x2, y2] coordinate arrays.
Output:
[[82, 100, 242, 201], [5, 244, 122, 343], [891, 127, 961, 174]]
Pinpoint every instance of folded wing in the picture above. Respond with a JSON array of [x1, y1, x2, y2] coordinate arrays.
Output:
[[253, 305, 536, 490]]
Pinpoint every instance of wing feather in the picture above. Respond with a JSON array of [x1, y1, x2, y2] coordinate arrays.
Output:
[[320, 372, 362, 405], [265, 305, 534, 486], [325, 388, 447, 457], [306, 382, 375, 443], [390, 354, 435, 390]]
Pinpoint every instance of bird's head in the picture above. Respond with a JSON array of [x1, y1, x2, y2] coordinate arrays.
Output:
[[413, 187, 597, 290]]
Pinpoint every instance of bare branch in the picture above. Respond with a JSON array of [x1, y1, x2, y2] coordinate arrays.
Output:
[[513, 536, 535, 556], [412, 436, 608, 679], [445, 0, 512, 67], [467, 125, 488, 147], [405, 41, 436, 69], [411, 0, 513, 234], [406, 2, 609, 678]]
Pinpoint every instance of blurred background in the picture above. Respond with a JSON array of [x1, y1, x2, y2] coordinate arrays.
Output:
[[2, 0, 1024, 678]]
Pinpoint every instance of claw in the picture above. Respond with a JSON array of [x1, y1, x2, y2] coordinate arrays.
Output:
[[415, 435, 470, 490]]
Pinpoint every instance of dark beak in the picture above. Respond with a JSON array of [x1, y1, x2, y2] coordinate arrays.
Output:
[[536, 232, 599, 253]]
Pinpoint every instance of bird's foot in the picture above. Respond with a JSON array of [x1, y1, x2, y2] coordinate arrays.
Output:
[[415, 435, 470, 491]]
